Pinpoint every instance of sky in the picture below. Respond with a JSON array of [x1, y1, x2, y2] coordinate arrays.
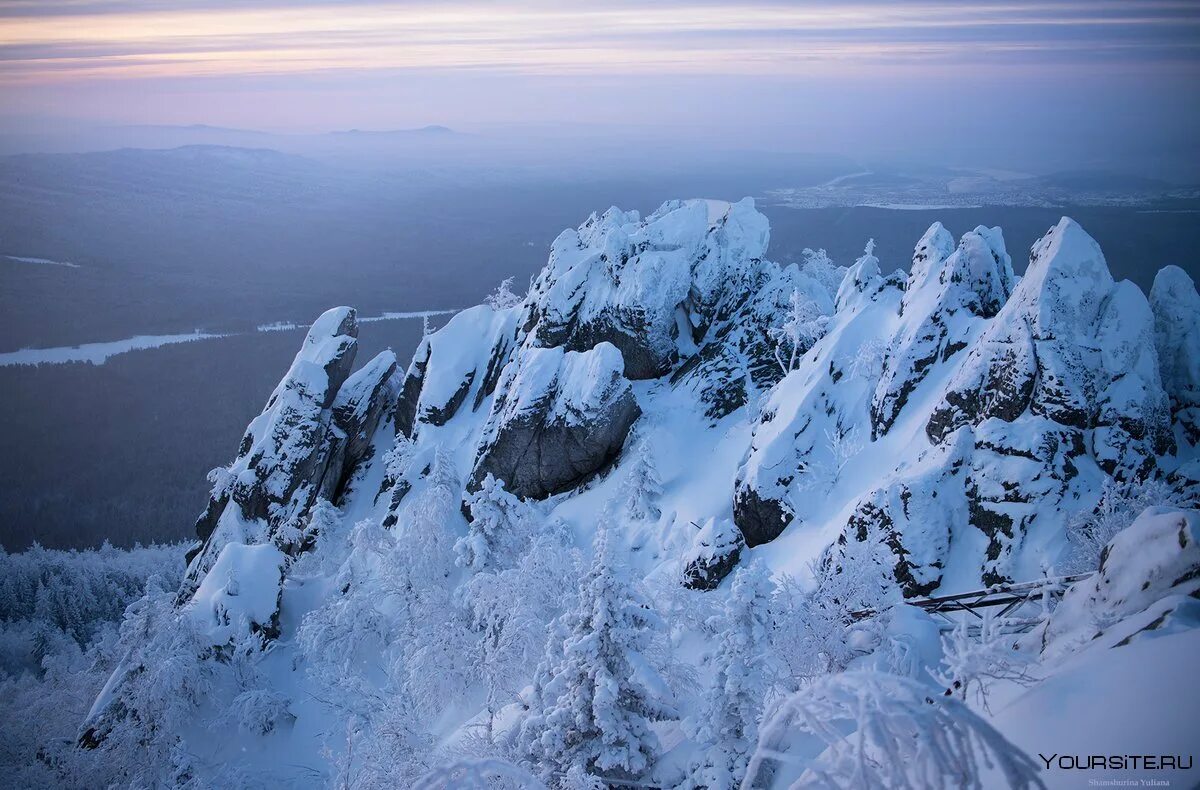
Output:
[[0, 1, 1198, 172]]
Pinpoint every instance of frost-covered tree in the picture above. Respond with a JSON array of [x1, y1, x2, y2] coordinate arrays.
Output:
[[770, 288, 830, 374], [825, 424, 864, 484], [772, 523, 899, 682], [848, 337, 887, 382], [800, 247, 846, 299], [1064, 477, 1180, 573], [933, 614, 1035, 712], [743, 671, 1044, 789], [80, 575, 218, 788], [614, 441, 664, 524], [687, 560, 775, 790], [464, 524, 581, 740], [518, 529, 675, 785], [456, 473, 539, 573], [486, 276, 525, 310]]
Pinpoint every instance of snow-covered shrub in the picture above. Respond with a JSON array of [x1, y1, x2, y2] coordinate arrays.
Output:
[[932, 614, 1035, 711], [1064, 477, 1180, 573], [486, 276, 526, 310], [772, 524, 899, 682], [848, 337, 887, 381], [518, 529, 675, 785], [743, 671, 1044, 789]]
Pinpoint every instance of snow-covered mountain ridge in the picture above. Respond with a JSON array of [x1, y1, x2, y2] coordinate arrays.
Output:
[[80, 198, 1200, 787]]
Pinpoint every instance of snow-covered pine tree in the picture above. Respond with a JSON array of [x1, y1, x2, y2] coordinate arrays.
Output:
[[688, 559, 775, 789], [464, 524, 581, 741], [456, 473, 538, 573], [518, 528, 674, 786], [614, 441, 663, 524]]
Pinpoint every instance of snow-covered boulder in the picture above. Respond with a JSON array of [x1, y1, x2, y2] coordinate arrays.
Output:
[[1044, 506, 1200, 651], [681, 518, 745, 590], [520, 198, 769, 380], [469, 342, 641, 499], [1150, 265, 1200, 447], [189, 542, 287, 643]]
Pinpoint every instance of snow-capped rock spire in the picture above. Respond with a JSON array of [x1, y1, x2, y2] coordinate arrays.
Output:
[[1150, 265, 1200, 447]]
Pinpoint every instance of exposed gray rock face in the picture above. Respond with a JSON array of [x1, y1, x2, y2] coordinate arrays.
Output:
[[182, 308, 401, 594], [520, 199, 769, 380], [733, 486, 795, 548], [317, 350, 399, 504], [469, 342, 641, 499], [672, 260, 836, 420], [1150, 265, 1200, 447], [681, 518, 744, 590]]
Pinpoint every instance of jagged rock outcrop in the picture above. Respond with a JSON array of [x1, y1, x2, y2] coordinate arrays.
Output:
[[182, 308, 401, 594], [872, 224, 1013, 437], [395, 305, 520, 436], [1150, 265, 1200, 447], [734, 243, 903, 547], [672, 260, 836, 420], [843, 430, 972, 597], [520, 198, 769, 380], [469, 342, 641, 499], [736, 216, 1183, 589], [317, 350, 398, 504]]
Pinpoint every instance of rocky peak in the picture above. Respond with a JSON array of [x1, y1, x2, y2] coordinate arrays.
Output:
[[520, 198, 769, 380], [1150, 265, 1200, 447]]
